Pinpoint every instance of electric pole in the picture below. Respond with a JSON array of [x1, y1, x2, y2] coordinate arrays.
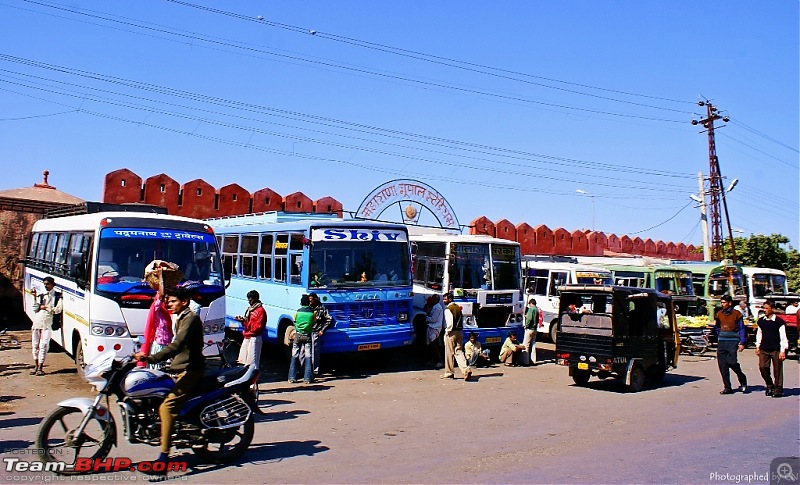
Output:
[[692, 100, 737, 262]]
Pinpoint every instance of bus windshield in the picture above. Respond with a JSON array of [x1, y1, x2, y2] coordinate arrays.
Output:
[[449, 243, 521, 291], [708, 270, 745, 297], [310, 240, 410, 288], [654, 271, 694, 296], [492, 244, 522, 291], [576, 271, 613, 286], [96, 227, 222, 292], [752, 273, 788, 297]]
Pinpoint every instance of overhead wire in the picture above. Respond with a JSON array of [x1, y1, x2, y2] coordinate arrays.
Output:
[[14, 0, 690, 124], [0, 71, 696, 195]]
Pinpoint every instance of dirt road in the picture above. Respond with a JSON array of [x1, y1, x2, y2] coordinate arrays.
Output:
[[1, 329, 797, 484]]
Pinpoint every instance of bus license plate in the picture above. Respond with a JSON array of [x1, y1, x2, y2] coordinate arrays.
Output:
[[485, 337, 501, 344], [358, 343, 381, 351], [577, 362, 589, 370]]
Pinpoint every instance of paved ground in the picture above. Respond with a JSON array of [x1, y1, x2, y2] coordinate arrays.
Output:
[[1, 329, 798, 484]]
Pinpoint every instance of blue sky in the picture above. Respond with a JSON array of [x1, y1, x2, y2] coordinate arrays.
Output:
[[1, 1, 797, 250]]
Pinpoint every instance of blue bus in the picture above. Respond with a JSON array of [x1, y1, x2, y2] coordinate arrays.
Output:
[[209, 212, 415, 355]]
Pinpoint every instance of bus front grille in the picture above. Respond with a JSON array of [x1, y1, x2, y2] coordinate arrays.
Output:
[[329, 301, 409, 328]]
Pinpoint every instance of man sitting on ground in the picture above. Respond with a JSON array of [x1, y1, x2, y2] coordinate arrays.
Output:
[[498, 331, 525, 366]]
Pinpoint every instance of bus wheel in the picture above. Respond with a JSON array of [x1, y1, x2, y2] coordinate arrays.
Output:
[[549, 323, 558, 344], [74, 341, 86, 371]]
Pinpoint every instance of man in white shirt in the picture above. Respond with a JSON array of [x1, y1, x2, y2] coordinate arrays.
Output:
[[785, 301, 798, 315], [30, 276, 63, 376]]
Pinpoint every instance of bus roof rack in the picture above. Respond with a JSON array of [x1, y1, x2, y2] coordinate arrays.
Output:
[[45, 202, 168, 218]]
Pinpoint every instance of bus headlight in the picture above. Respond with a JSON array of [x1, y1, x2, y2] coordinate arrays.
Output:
[[90, 320, 129, 338], [398, 312, 409, 322], [203, 318, 225, 335]]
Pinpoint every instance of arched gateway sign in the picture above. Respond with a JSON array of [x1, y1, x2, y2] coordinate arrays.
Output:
[[355, 179, 460, 231]]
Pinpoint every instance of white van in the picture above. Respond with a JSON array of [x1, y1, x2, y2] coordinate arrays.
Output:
[[522, 258, 613, 343]]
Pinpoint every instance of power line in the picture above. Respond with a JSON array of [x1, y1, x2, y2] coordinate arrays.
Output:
[[167, 0, 695, 108], [0, 55, 698, 182], [627, 201, 693, 235], [13, 0, 690, 124], [0, 72, 695, 195]]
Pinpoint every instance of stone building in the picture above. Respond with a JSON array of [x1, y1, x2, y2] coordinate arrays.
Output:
[[0, 171, 83, 326]]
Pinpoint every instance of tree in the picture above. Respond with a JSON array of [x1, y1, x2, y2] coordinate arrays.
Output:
[[720, 234, 799, 292]]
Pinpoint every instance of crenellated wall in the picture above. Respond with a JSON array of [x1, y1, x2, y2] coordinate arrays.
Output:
[[102, 169, 343, 218], [470, 216, 702, 260]]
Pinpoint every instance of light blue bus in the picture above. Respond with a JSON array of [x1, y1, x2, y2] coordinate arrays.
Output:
[[209, 213, 415, 356]]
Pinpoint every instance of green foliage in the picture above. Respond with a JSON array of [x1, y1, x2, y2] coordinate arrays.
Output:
[[718, 234, 799, 292]]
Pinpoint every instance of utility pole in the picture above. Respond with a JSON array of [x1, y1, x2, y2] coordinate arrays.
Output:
[[692, 100, 737, 262], [690, 172, 711, 261]]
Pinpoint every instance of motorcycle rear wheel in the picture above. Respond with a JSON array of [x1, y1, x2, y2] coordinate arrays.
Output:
[[193, 414, 254, 464], [35, 406, 114, 474]]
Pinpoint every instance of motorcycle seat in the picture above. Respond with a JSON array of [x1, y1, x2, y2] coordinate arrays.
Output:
[[192, 366, 249, 395]]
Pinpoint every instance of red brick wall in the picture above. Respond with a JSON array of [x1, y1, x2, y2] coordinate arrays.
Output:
[[252, 188, 283, 213], [469, 216, 495, 237], [143, 174, 180, 213], [284, 192, 313, 213], [176, 179, 216, 219], [495, 219, 516, 242], [102, 169, 343, 220], [103, 169, 142, 204]]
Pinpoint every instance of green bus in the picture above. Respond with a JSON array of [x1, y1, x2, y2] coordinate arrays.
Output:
[[672, 261, 746, 318], [595, 263, 698, 316]]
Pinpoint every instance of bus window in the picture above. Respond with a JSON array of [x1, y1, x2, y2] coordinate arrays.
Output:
[[259, 234, 273, 280], [549, 271, 568, 296], [290, 253, 302, 285], [221, 234, 239, 280], [35, 233, 49, 265], [28, 233, 40, 260], [45, 233, 60, 272], [55, 233, 70, 275], [275, 234, 289, 282], [240, 234, 258, 278], [427, 261, 444, 291], [525, 269, 549, 295]]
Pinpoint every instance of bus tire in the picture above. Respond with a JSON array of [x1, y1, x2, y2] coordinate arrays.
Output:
[[73, 337, 86, 371], [549, 322, 558, 344]]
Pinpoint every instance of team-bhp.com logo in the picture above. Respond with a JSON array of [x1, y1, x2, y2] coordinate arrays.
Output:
[[4, 456, 187, 474]]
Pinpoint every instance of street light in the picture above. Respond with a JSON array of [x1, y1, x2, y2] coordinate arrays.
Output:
[[576, 189, 595, 231]]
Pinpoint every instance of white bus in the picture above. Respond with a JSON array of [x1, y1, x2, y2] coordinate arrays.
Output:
[[22, 203, 226, 369], [742, 266, 789, 318], [521, 258, 614, 343], [410, 230, 524, 349], [209, 213, 414, 356]]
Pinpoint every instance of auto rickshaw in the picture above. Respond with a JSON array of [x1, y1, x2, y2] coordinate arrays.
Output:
[[554, 285, 680, 392]]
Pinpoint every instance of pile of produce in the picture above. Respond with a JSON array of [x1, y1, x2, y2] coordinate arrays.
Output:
[[677, 314, 712, 328]]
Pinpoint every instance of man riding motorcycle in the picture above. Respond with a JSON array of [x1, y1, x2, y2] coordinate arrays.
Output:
[[134, 286, 204, 472]]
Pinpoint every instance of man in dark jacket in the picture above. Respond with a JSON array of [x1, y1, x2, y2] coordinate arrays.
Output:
[[755, 300, 788, 398], [135, 286, 205, 468], [714, 294, 748, 395], [309, 292, 333, 376]]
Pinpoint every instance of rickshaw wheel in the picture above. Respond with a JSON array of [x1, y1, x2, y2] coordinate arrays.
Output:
[[572, 370, 590, 386], [627, 365, 645, 393]]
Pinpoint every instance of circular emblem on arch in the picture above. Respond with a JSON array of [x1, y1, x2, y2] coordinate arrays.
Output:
[[355, 179, 460, 230]]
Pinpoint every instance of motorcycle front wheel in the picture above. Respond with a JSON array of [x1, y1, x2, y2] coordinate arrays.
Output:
[[35, 406, 114, 474], [193, 414, 254, 464]]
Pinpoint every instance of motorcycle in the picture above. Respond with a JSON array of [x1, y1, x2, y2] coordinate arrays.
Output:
[[678, 327, 710, 356], [35, 350, 260, 474]]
